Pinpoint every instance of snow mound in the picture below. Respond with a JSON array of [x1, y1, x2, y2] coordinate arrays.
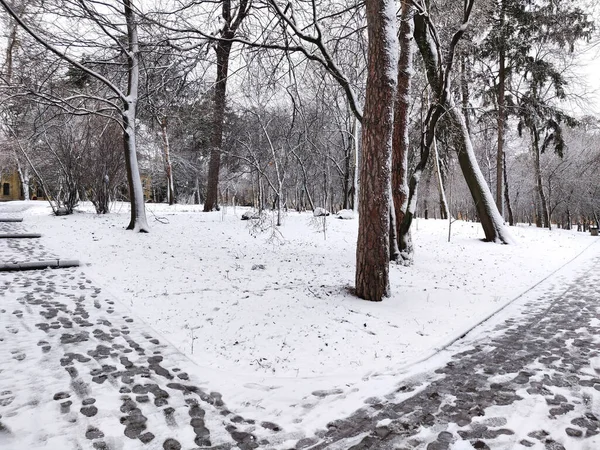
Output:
[[241, 210, 260, 220], [336, 209, 355, 219], [313, 207, 330, 217]]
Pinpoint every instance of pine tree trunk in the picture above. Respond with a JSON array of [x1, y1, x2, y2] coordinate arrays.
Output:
[[355, 0, 398, 301]]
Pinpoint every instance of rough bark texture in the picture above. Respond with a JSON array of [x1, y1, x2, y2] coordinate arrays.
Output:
[[355, 0, 398, 301], [391, 0, 413, 260]]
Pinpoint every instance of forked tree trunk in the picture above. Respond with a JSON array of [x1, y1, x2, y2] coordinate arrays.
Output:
[[391, 0, 413, 260], [355, 0, 398, 301], [405, 8, 512, 245], [433, 138, 449, 220]]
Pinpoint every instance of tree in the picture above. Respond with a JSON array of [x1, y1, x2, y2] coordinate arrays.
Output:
[[0, 0, 150, 231], [203, 0, 251, 211], [478, 0, 594, 221], [400, 0, 513, 248], [355, 0, 398, 301]]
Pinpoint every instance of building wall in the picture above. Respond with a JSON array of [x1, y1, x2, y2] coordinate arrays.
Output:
[[0, 171, 23, 201]]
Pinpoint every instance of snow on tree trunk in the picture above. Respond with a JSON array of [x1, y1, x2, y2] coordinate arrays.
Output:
[[352, 115, 359, 213], [160, 118, 175, 205], [391, 0, 413, 261], [16, 158, 29, 201], [122, 105, 149, 232], [123, 0, 148, 233], [407, 5, 512, 245], [503, 152, 515, 226], [355, 0, 398, 301], [433, 138, 449, 219], [448, 102, 513, 243]]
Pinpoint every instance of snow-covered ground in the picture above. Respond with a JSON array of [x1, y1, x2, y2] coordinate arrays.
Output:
[[11, 200, 600, 439]]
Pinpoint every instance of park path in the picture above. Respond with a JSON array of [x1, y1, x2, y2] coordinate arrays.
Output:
[[0, 205, 283, 450], [307, 252, 600, 449]]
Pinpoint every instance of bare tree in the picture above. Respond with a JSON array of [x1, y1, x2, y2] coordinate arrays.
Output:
[[0, 0, 150, 231]]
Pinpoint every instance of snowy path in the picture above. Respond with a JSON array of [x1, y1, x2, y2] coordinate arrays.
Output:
[[0, 212, 283, 450], [309, 257, 600, 449], [3, 201, 600, 450]]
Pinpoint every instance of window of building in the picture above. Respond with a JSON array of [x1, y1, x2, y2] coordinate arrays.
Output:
[[2, 183, 9, 196]]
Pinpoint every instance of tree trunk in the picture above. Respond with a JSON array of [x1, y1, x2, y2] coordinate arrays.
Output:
[[503, 151, 514, 225], [449, 103, 511, 242], [496, 21, 506, 218], [391, 0, 413, 258], [122, 0, 148, 232], [433, 138, 449, 220], [204, 41, 232, 212], [342, 137, 351, 210], [355, 0, 398, 301], [351, 116, 359, 212], [408, 9, 512, 245], [15, 156, 30, 201], [160, 118, 175, 205], [531, 126, 550, 229]]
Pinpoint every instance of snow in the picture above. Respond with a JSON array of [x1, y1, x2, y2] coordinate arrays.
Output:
[[335, 209, 354, 219], [15, 200, 600, 438], [313, 207, 329, 216]]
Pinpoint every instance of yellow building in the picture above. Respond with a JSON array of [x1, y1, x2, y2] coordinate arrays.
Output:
[[0, 171, 22, 201]]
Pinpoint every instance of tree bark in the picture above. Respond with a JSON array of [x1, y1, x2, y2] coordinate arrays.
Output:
[[204, 41, 232, 211], [531, 126, 550, 229], [123, 0, 149, 232], [391, 0, 413, 259], [503, 151, 514, 225], [433, 138, 449, 220], [448, 104, 511, 242], [355, 0, 398, 301], [159, 118, 175, 205], [407, 7, 512, 245], [204, 0, 249, 212], [496, 21, 506, 218]]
